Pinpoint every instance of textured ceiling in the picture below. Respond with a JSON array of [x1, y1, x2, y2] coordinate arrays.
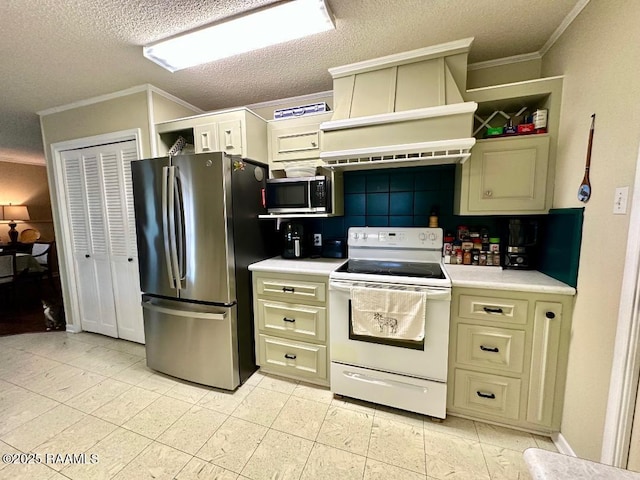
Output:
[[0, 0, 581, 164]]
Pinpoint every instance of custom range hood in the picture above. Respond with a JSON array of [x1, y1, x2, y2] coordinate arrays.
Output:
[[320, 38, 477, 170]]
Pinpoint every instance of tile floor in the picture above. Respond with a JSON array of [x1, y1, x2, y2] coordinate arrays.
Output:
[[0, 332, 557, 479]]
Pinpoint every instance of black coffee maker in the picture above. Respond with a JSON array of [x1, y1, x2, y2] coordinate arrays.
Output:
[[504, 218, 538, 269], [281, 222, 308, 259]]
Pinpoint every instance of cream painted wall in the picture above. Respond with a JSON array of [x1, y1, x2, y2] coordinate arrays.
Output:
[[541, 0, 640, 461], [0, 161, 54, 243], [40, 91, 152, 159], [150, 90, 202, 124], [467, 58, 542, 89]]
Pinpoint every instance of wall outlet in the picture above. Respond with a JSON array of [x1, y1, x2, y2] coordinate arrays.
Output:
[[313, 233, 322, 246], [614, 186, 629, 214]]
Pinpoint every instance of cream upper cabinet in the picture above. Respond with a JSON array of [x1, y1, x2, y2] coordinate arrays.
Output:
[[268, 112, 333, 166], [458, 76, 563, 215], [448, 287, 573, 433], [194, 123, 218, 153], [156, 107, 268, 164], [456, 134, 550, 214]]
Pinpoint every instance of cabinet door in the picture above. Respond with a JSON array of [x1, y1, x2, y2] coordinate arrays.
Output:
[[527, 301, 563, 427], [62, 149, 118, 338], [195, 123, 219, 153], [270, 124, 321, 162], [218, 119, 243, 157], [101, 146, 145, 344], [467, 135, 550, 212]]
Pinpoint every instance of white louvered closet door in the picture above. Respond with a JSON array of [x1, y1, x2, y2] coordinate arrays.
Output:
[[60, 139, 142, 341], [61, 148, 118, 337], [101, 144, 144, 343]]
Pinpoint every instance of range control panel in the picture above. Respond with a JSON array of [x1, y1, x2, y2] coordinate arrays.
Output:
[[347, 227, 443, 250]]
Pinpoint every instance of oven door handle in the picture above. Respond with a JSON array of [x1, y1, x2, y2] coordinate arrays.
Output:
[[329, 280, 450, 299]]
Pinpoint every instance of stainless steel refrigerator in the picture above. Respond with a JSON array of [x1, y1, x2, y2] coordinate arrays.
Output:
[[131, 152, 275, 390]]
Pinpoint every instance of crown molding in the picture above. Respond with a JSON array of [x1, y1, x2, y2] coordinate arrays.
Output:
[[468, 52, 541, 71], [37, 84, 203, 117], [468, 0, 590, 71], [540, 0, 591, 56], [246, 90, 333, 110]]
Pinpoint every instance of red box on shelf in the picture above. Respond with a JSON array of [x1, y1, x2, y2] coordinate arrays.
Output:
[[517, 123, 535, 134]]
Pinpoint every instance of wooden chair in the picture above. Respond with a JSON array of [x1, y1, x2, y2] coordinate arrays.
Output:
[[29, 241, 56, 292]]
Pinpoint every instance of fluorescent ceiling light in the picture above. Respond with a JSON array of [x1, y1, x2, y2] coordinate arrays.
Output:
[[143, 0, 335, 72]]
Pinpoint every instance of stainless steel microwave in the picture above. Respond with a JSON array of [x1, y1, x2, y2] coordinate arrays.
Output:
[[266, 176, 330, 214]]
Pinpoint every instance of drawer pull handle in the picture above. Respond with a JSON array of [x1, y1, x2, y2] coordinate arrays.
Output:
[[282, 287, 295, 293], [477, 391, 496, 399], [283, 317, 296, 323], [545, 311, 556, 319], [480, 345, 499, 353], [284, 353, 297, 360], [483, 307, 503, 314]]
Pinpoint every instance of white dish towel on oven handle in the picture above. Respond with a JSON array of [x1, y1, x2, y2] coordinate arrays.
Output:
[[350, 286, 426, 341]]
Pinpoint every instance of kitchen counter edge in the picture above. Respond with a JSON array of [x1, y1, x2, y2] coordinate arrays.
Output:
[[248, 256, 347, 276], [248, 257, 576, 295], [445, 264, 576, 295]]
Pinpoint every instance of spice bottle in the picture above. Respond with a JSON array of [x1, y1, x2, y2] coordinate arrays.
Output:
[[429, 207, 439, 228], [463, 249, 472, 265]]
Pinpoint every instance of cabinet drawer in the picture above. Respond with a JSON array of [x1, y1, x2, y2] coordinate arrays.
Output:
[[456, 324, 525, 374], [453, 369, 521, 420], [258, 334, 327, 381], [458, 294, 528, 325], [256, 277, 326, 303], [257, 299, 326, 342]]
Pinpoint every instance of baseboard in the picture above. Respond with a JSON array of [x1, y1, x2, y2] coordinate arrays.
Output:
[[65, 324, 81, 334], [553, 432, 577, 456]]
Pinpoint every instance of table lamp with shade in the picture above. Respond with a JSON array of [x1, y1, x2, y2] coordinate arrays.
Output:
[[1, 204, 30, 243]]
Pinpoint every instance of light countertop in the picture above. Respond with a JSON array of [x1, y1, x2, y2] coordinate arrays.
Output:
[[248, 256, 346, 276], [524, 448, 640, 479], [248, 257, 576, 295], [444, 264, 576, 295]]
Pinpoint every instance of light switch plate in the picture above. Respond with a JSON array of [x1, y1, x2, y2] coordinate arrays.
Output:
[[614, 186, 629, 214]]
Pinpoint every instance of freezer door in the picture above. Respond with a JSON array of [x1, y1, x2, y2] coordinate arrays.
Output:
[[131, 157, 178, 298], [172, 153, 234, 304], [142, 297, 240, 389]]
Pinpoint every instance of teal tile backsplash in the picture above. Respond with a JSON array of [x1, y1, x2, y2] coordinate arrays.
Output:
[[342, 165, 457, 231], [302, 165, 581, 287]]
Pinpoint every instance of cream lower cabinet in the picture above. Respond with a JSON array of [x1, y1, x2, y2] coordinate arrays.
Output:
[[447, 287, 573, 433], [253, 271, 329, 386], [455, 134, 550, 214]]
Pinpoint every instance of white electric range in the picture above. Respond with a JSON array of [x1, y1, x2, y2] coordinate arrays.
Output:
[[329, 227, 451, 418]]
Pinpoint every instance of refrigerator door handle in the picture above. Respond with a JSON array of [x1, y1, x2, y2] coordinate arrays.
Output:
[[142, 300, 228, 321], [167, 166, 182, 290], [162, 166, 176, 288], [174, 174, 186, 281]]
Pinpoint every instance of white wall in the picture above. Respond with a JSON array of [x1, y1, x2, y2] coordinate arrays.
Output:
[[542, 0, 640, 461]]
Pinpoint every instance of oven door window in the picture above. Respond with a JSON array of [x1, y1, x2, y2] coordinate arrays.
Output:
[[267, 183, 309, 209], [348, 300, 425, 351]]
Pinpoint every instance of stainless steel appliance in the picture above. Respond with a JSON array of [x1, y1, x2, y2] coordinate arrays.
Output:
[[281, 222, 307, 259], [329, 227, 451, 418], [504, 218, 539, 270], [266, 175, 330, 214], [131, 152, 274, 390]]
